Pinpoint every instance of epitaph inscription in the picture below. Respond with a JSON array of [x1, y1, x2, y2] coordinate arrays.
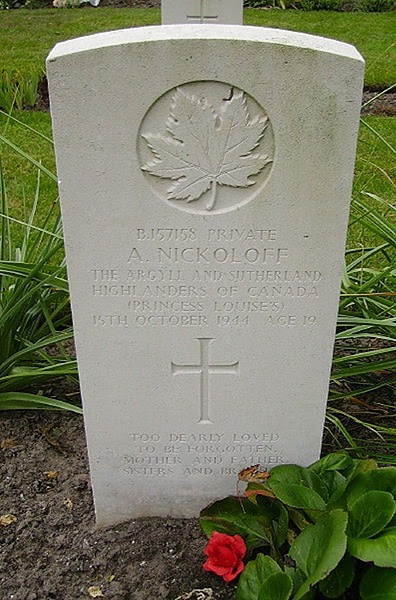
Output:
[[90, 226, 321, 331], [124, 431, 285, 478]]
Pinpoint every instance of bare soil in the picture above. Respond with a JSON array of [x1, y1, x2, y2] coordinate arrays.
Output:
[[361, 90, 396, 116], [0, 405, 237, 600]]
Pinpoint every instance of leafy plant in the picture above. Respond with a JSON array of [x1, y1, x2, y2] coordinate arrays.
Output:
[[0, 113, 80, 413], [243, 0, 291, 8], [200, 453, 396, 599], [0, 69, 42, 112], [0, 0, 43, 9], [356, 0, 395, 10], [299, 0, 344, 10], [327, 114, 396, 461]]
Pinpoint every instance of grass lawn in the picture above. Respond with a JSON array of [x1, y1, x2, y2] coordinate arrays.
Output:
[[0, 8, 395, 89], [0, 110, 394, 250]]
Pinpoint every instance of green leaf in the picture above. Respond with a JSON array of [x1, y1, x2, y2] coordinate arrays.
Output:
[[348, 527, 396, 568], [318, 554, 355, 598], [268, 465, 328, 511], [274, 503, 289, 547], [237, 554, 291, 600], [269, 482, 327, 512], [328, 459, 379, 509], [0, 132, 57, 182], [270, 465, 329, 499], [289, 510, 348, 600], [258, 572, 293, 600], [287, 507, 311, 532], [200, 497, 274, 552], [284, 564, 304, 595], [360, 566, 396, 600], [0, 361, 78, 393], [320, 470, 347, 500], [0, 391, 82, 414], [309, 453, 354, 475], [347, 468, 396, 507], [237, 555, 280, 600], [347, 491, 395, 538]]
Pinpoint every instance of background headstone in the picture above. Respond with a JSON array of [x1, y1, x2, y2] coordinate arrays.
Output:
[[47, 25, 364, 526], [161, 0, 243, 25]]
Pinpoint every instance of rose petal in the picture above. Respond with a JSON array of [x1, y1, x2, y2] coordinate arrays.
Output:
[[232, 534, 247, 558], [213, 545, 235, 566], [203, 560, 230, 577], [223, 560, 245, 582], [203, 532, 246, 582]]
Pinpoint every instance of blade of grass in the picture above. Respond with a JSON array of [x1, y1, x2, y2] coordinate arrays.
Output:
[[0, 391, 82, 414]]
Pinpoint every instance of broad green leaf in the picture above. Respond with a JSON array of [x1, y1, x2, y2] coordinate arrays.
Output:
[[287, 507, 311, 531], [270, 465, 329, 500], [318, 554, 355, 598], [200, 497, 274, 552], [237, 554, 284, 600], [309, 453, 354, 475], [347, 468, 396, 507], [268, 465, 328, 511], [249, 494, 289, 548], [320, 470, 347, 500], [284, 564, 304, 595], [328, 459, 379, 509], [360, 566, 396, 600], [289, 510, 348, 600], [350, 459, 379, 477], [274, 503, 289, 547], [348, 527, 396, 568], [347, 491, 395, 538], [268, 482, 327, 511], [258, 572, 293, 600]]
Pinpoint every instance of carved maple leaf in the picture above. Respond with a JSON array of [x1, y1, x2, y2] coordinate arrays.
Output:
[[141, 87, 272, 211]]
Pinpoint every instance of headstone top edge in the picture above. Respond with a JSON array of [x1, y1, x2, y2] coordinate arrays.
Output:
[[46, 24, 363, 64]]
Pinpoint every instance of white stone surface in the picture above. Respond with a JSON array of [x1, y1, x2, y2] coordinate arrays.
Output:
[[47, 25, 364, 526], [162, 0, 243, 25]]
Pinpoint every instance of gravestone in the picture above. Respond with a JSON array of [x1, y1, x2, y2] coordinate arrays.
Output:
[[47, 25, 364, 526], [162, 0, 243, 25]]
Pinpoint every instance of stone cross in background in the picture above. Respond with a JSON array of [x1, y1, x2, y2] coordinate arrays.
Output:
[[161, 0, 244, 25], [187, 1, 219, 23]]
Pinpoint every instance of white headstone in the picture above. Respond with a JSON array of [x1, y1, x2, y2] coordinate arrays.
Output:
[[47, 25, 364, 526], [162, 0, 243, 24]]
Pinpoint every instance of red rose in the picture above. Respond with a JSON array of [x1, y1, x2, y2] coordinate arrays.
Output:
[[203, 531, 247, 582]]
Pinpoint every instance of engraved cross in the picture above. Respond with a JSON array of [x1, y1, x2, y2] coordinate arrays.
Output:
[[187, 0, 219, 23], [171, 338, 239, 424]]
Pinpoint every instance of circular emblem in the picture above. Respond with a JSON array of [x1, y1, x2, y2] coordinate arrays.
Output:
[[138, 81, 274, 215]]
